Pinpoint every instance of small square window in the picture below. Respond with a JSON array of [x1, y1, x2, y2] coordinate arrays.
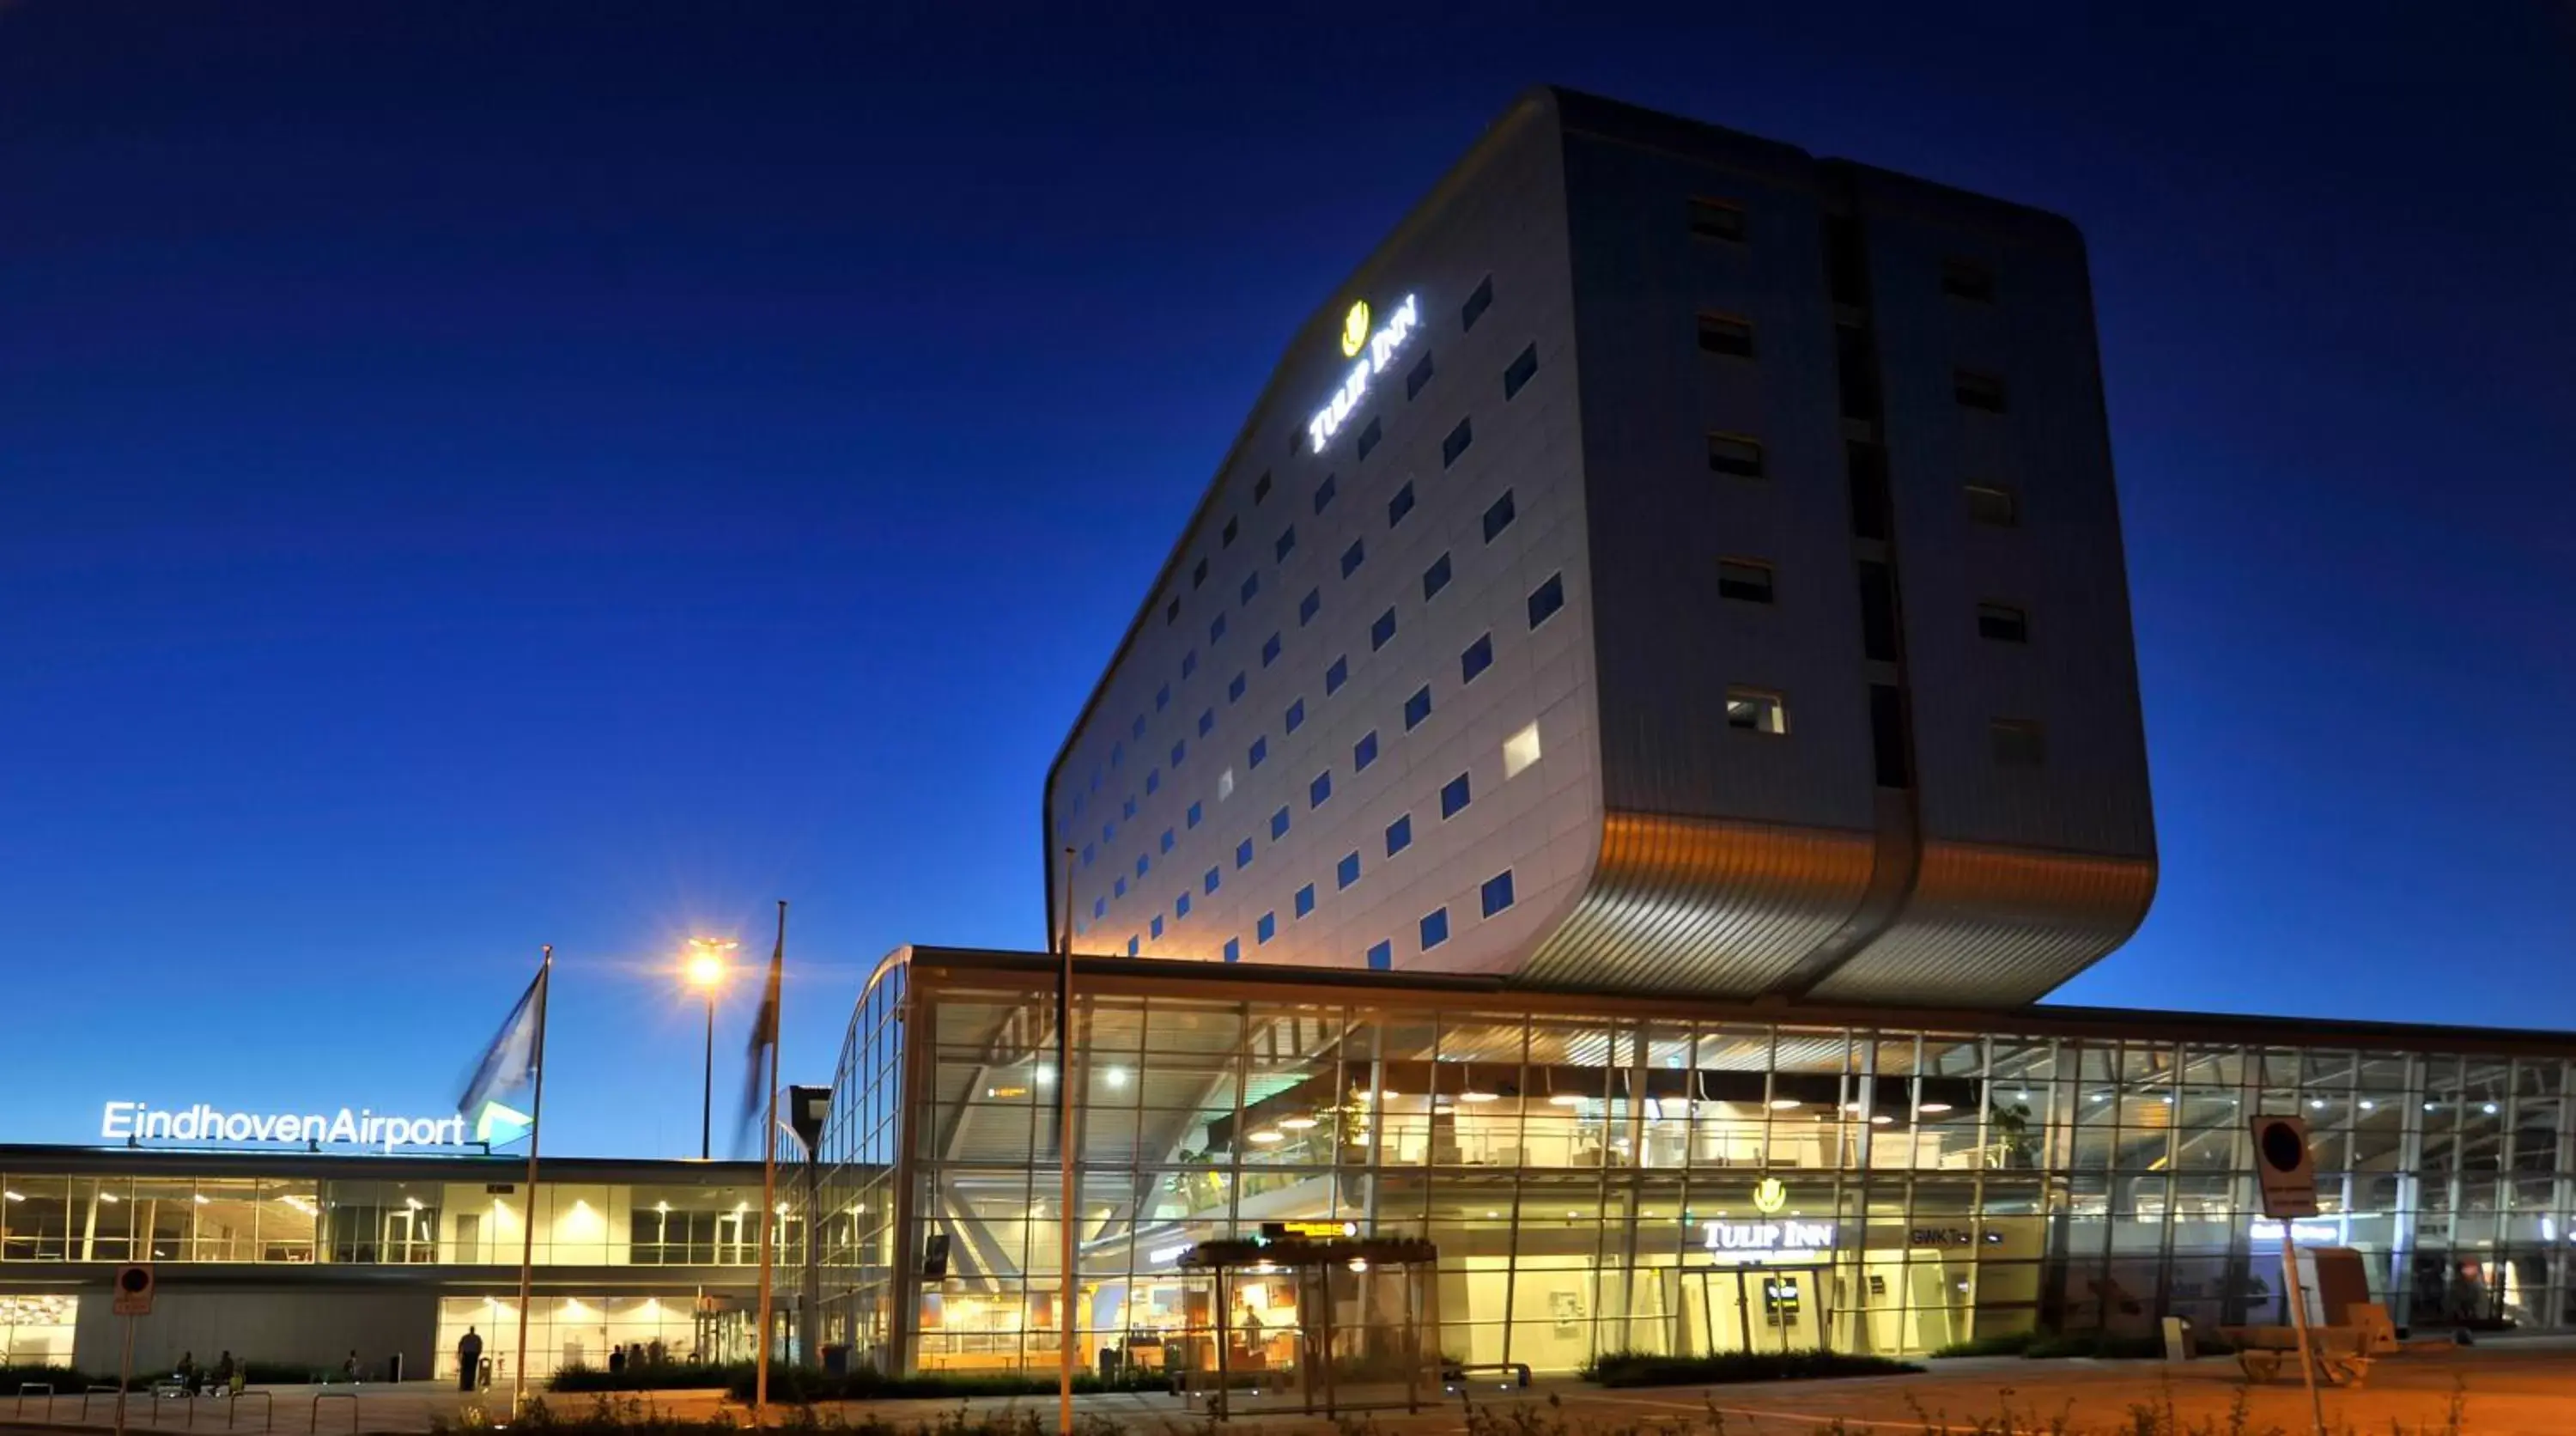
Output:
[[1092, 897, 1105, 919], [1388, 482, 1416, 527], [1480, 869, 1516, 917], [1081, 843, 1095, 867], [1965, 483, 2019, 527], [1156, 683, 1171, 711], [1341, 539, 1365, 578], [1314, 474, 1339, 514], [1337, 851, 1360, 889], [1253, 472, 1273, 503], [1718, 558, 1775, 604], [1370, 608, 1397, 651], [1442, 417, 1474, 468], [1326, 656, 1348, 694], [1708, 433, 1765, 478], [1271, 806, 1290, 840], [1261, 631, 1282, 667], [1122, 797, 1137, 819], [1423, 552, 1452, 600], [1440, 772, 1472, 818], [1460, 633, 1493, 684], [1482, 490, 1516, 543], [1134, 854, 1145, 878], [1236, 838, 1254, 869], [1461, 276, 1493, 332], [1367, 940, 1393, 971], [1248, 736, 1267, 769], [1145, 769, 1159, 794], [1221, 516, 1239, 548], [1192, 557, 1208, 589], [1726, 688, 1789, 734], [1385, 813, 1412, 855], [1503, 344, 1538, 399], [1295, 884, 1315, 918], [1528, 572, 1564, 629], [1309, 770, 1333, 809], [1240, 572, 1259, 605], [1419, 908, 1449, 950], [1942, 258, 1996, 302], [1991, 717, 2046, 767], [1689, 197, 1746, 242], [1285, 697, 1305, 733], [1256, 912, 1277, 944], [1954, 369, 2008, 412], [1187, 801, 1203, 829], [1406, 350, 1436, 399], [1274, 528, 1299, 564], [1171, 739, 1187, 766], [1160, 828, 1175, 853], [1209, 613, 1227, 643], [1114, 876, 1127, 899], [1131, 714, 1145, 740], [1109, 740, 1123, 770], [1182, 650, 1198, 678], [1199, 708, 1215, 737], [1403, 685, 1432, 731], [1978, 603, 2030, 643], [1127, 936, 1139, 957], [1353, 730, 1378, 771], [1228, 671, 1248, 702], [1164, 599, 1180, 625], [1503, 721, 1541, 778], [1203, 867, 1221, 895], [1697, 312, 1756, 358], [1223, 937, 1240, 964], [1176, 891, 1190, 919], [1356, 417, 1383, 462], [1298, 587, 1321, 626]]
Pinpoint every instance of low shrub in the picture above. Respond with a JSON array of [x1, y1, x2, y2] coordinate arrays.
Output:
[[1927, 1330, 2038, 1358], [720, 1365, 1178, 1403], [550, 1361, 744, 1393], [1579, 1349, 1919, 1388]]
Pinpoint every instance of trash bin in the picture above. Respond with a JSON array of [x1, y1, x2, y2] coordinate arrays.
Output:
[[387, 1354, 404, 1384], [477, 1356, 494, 1390], [1098, 1347, 1122, 1381], [2160, 1316, 2196, 1361]]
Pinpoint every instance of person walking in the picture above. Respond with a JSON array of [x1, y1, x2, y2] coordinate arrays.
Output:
[[343, 1350, 361, 1384], [212, 1352, 235, 1393], [455, 1327, 483, 1393], [177, 1352, 199, 1396]]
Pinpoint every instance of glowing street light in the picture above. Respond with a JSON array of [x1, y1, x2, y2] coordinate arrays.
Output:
[[686, 938, 738, 1160]]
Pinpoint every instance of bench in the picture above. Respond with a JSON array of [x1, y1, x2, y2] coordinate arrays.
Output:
[[2219, 1325, 2374, 1388], [1442, 1361, 1532, 1390]]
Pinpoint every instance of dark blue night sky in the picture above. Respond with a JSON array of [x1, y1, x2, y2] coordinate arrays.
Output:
[[5, 2, 2571, 1157]]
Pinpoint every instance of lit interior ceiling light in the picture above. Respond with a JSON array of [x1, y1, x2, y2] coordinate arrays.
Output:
[[1248, 1129, 1283, 1144], [655, 1202, 671, 1214], [99, 1192, 120, 1204], [1917, 1101, 1953, 1115], [1458, 1089, 1498, 1104], [1768, 1098, 1801, 1110], [1869, 1114, 1894, 1125], [2360, 1100, 2376, 1111], [1278, 1116, 1318, 1131], [405, 1196, 424, 1209], [1549, 1093, 1584, 1106], [1841, 1102, 1863, 1113], [192, 1194, 210, 1206], [1104, 1067, 1129, 1089], [2309, 1098, 2327, 1110], [2483, 1103, 2499, 1115]]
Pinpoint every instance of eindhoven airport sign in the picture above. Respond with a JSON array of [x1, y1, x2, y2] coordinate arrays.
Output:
[[102, 1101, 476, 1154], [1306, 295, 1421, 453]]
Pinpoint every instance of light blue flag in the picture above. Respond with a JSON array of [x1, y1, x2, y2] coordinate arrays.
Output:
[[459, 966, 547, 1131]]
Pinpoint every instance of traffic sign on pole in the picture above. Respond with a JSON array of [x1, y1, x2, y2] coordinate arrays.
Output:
[[111, 1265, 155, 1317], [2251, 1115, 2319, 1220]]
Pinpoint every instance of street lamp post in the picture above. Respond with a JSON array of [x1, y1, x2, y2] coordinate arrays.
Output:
[[686, 939, 737, 1160]]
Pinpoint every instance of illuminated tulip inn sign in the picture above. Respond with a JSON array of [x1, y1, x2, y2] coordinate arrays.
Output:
[[1307, 295, 1421, 453]]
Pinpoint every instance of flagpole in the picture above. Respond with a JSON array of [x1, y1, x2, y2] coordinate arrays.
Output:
[[512, 945, 552, 1415], [753, 901, 785, 1427]]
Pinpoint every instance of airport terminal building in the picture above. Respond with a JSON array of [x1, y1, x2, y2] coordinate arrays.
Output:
[[805, 88, 2576, 1377]]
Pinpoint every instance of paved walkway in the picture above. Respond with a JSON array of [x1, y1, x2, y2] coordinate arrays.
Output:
[[3, 1340, 2569, 1435]]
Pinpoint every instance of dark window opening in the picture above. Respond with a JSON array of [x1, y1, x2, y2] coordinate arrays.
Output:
[[1718, 558, 1775, 605], [1422, 552, 1452, 600], [1697, 312, 1757, 358], [1482, 490, 1516, 542], [1220, 516, 1238, 548], [1527, 573, 1564, 629], [1461, 276, 1493, 332], [1370, 608, 1396, 651], [1406, 350, 1436, 399], [1965, 483, 2019, 527], [1356, 417, 1383, 461], [1503, 344, 1539, 399], [1942, 258, 1996, 302], [1869, 684, 1912, 788], [1954, 369, 2008, 413], [1192, 557, 1208, 589], [1253, 472, 1273, 503], [1978, 603, 2030, 643], [1836, 325, 1879, 421], [1689, 198, 1747, 242], [1442, 417, 1474, 468], [1388, 483, 1415, 527], [1846, 441, 1891, 541], [1991, 718, 2046, 767], [1314, 473, 1338, 514], [1857, 560, 1900, 662], [1823, 213, 1868, 305], [1708, 433, 1765, 479]]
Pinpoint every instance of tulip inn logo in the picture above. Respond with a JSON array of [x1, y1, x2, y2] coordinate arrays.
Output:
[[1753, 1177, 1789, 1214], [1307, 293, 1420, 453], [103, 1100, 471, 1154]]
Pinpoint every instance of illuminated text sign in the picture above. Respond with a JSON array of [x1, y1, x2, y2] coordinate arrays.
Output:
[[1703, 1220, 1836, 1254], [1306, 295, 1419, 453], [103, 1101, 471, 1155]]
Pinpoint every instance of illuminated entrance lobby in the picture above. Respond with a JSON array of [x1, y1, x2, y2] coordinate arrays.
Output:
[[809, 947, 2576, 1377]]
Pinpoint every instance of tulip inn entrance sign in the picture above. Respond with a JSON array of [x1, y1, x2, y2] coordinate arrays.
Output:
[[1307, 295, 1421, 453], [102, 1100, 472, 1153]]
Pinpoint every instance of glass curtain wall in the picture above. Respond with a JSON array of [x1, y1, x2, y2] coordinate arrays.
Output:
[[811, 962, 2576, 1375]]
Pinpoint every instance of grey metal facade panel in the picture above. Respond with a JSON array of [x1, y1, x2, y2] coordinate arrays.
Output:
[[1519, 810, 1875, 993], [1557, 120, 1878, 835], [1803, 837, 2156, 1005], [1844, 163, 2156, 863]]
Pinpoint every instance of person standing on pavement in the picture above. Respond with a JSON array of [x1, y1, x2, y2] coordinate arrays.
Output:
[[456, 1327, 483, 1392]]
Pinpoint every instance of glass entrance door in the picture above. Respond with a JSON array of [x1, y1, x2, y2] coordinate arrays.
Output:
[[1689, 1267, 1829, 1356]]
